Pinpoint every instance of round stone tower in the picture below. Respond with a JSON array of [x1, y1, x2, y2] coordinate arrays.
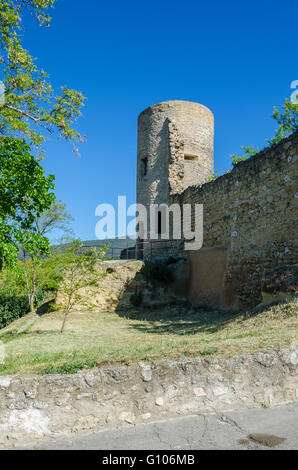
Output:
[[137, 100, 214, 241]]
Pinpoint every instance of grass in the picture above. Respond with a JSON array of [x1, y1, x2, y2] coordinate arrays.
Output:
[[0, 298, 297, 375]]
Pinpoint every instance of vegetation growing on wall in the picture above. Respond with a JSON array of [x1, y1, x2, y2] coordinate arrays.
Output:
[[230, 99, 298, 166], [141, 260, 173, 285]]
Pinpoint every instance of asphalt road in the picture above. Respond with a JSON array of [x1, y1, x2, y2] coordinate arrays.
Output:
[[19, 402, 298, 450]]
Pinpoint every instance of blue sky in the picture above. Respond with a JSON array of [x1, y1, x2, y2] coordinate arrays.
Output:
[[21, 0, 297, 240]]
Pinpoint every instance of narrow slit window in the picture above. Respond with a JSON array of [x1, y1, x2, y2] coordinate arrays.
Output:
[[184, 154, 198, 161], [157, 211, 162, 235], [141, 158, 148, 176]]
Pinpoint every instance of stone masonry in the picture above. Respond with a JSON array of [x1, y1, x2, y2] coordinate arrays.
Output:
[[136, 100, 298, 308], [137, 100, 214, 244], [171, 130, 298, 308], [0, 345, 297, 447]]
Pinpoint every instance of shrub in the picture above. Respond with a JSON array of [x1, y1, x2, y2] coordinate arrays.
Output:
[[43, 360, 99, 375], [34, 287, 47, 307], [0, 294, 29, 329], [141, 260, 173, 285]]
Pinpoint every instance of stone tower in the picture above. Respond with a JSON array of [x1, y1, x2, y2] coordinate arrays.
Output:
[[137, 100, 214, 241]]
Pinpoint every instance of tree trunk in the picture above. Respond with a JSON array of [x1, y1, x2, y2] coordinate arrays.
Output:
[[60, 309, 70, 334], [30, 267, 37, 314], [24, 268, 32, 311], [24, 254, 36, 314], [60, 294, 72, 334]]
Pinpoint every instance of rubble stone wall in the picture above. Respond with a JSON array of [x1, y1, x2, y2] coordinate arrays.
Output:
[[171, 131, 298, 307], [0, 346, 297, 447]]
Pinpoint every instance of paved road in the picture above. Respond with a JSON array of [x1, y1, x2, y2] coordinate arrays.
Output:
[[22, 403, 298, 450]]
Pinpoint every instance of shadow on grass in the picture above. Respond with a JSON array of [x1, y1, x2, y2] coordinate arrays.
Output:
[[0, 328, 59, 344], [116, 300, 283, 336], [36, 297, 56, 316]]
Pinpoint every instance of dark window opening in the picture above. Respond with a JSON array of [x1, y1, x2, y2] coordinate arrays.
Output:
[[184, 154, 198, 161], [157, 211, 162, 235], [141, 158, 148, 176]]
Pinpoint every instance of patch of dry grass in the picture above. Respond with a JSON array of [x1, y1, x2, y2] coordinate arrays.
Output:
[[0, 298, 297, 374]]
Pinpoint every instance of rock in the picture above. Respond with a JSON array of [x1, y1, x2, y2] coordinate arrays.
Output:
[[280, 348, 298, 366], [55, 392, 71, 407], [73, 415, 99, 432], [119, 412, 135, 424], [0, 377, 11, 388], [193, 387, 207, 397], [255, 352, 278, 367], [24, 388, 37, 399], [77, 393, 93, 400], [139, 363, 152, 382], [155, 397, 164, 407], [212, 385, 228, 397], [84, 371, 101, 387]]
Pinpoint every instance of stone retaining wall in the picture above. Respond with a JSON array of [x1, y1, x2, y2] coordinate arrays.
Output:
[[0, 346, 297, 447]]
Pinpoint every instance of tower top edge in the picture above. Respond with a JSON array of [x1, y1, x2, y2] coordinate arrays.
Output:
[[138, 100, 214, 121]]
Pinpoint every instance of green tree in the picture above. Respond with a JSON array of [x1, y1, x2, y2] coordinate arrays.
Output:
[[268, 99, 298, 145], [0, 0, 85, 156], [27, 201, 74, 241], [21, 250, 64, 313], [0, 136, 55, 269], [21, 201, 73, 312], [230, 98, 298, 166], [57, 240, 107, 334]]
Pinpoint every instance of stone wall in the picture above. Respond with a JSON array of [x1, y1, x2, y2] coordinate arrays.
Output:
[[0, 346, 297, 447], [171, 131, 298, 308]]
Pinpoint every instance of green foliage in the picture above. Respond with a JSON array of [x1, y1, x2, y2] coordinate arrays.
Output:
[[0, 262, 25, 295], [230, 145, 259, 167], [0, 137, 55, 268], [206, 168, 220, 182], [199, 347, 218, 356], [19, 202, 74, 311], [0, 292, 29, 328], [0, 0, 85, 156], [141, 260, 173, 285], [34, 286, 47, 307], [19, 248, 65, 311], [230, 98, 298, 166], [33, 201, 74, 238], [43, 360, 99, 375], [0, 250, 62, 321], [57, 240, 107, 333], [268, 99, 298, 145]]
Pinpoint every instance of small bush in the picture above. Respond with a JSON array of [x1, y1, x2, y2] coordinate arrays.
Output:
[[0, 294, 29, 329], [43, 360, 98, 375], [200, 347, 218, 356], [34, 287, 47, 307], [141, 260, 173, 285]]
